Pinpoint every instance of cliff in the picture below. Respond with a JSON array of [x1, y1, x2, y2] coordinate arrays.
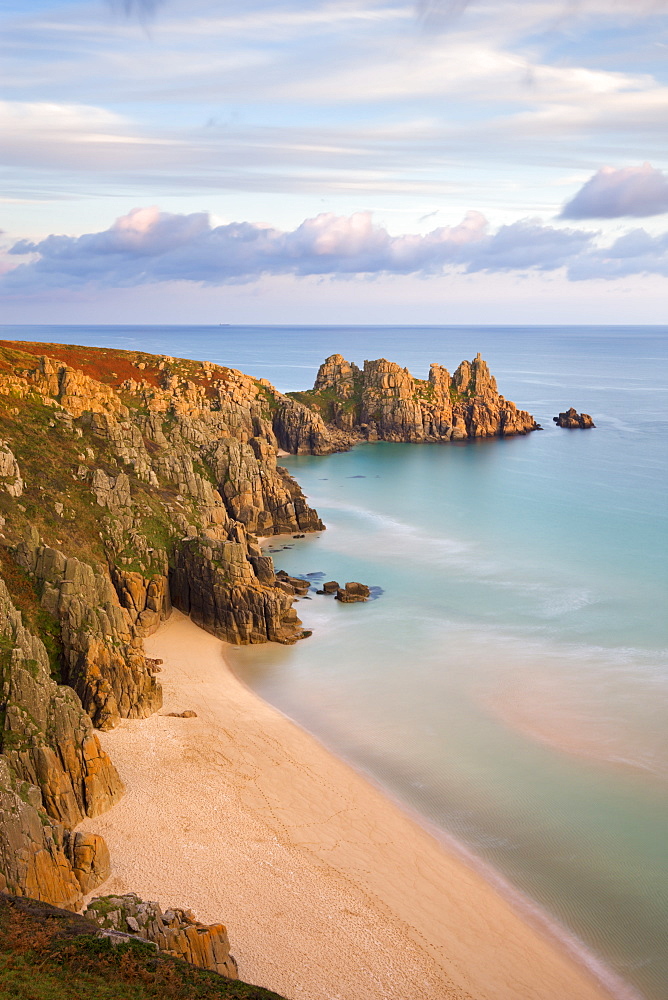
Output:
[[0, 339, 325, 912], [0, 338, 537, 980], [288, 352, 540, 448], [0, 575, 122, 910]]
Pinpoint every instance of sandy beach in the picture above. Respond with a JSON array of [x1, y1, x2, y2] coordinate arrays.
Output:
[[80, 609, 617, 1000]]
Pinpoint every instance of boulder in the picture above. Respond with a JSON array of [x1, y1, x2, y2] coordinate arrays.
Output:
[[275, 570, 310, 595], [553, 407, 596, 428], [335, 582, 371, 603]]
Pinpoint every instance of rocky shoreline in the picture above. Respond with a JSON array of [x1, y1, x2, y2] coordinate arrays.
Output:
[[0, 340, 543, 987]]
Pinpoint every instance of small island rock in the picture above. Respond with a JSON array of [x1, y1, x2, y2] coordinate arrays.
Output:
[[335, 582, 371, 603], [553, 407, 595, 429]]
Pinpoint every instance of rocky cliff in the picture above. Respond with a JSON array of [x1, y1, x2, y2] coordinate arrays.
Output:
[[0, 338, 537, 960], [0, 339, 326, 910], [0, 575, 122, 910], [288, 352, 540, 448]]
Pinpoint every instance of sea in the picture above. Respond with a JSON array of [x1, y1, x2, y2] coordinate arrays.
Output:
[[2, 324, 667, 1000]]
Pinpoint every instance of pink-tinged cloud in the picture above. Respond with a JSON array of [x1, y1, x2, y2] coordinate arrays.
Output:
[[3, 204, 665, 293], [560, 163, 668, 219]]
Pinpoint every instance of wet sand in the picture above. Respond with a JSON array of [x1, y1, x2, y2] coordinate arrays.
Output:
[[80, 609, 617, 1000]]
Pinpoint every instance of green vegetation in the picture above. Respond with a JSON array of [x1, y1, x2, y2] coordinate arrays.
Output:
[[253, 383, 279, 417], [413, 378, 436, 403], [0, 896, 287, 1000], [288, 381, 363, 423], [0, 547, 64, 682]]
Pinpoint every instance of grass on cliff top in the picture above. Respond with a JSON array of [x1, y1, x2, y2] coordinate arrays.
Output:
[[0, 341, 239, 400], [0, 896, 287, 1000], [0, 394, 107, 564]]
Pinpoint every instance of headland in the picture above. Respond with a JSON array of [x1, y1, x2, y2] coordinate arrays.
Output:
[[0, 339, 615, 998]]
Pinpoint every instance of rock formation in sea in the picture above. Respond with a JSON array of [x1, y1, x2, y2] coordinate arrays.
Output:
[[335, 582, 371, 603], [286, 352, 540, 449], [553, 407, 595, 428]]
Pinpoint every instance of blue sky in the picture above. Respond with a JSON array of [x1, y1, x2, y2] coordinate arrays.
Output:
[[1, 0, 667, 323]]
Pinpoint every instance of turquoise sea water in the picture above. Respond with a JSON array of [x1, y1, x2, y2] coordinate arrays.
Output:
[[2, 325, 667, 1000]]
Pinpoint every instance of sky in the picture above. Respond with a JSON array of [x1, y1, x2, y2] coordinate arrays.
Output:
[[1, 0, 667, 324]]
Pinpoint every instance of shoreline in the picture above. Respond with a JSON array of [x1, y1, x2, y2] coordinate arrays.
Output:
[[80, 609, 622, 1000]]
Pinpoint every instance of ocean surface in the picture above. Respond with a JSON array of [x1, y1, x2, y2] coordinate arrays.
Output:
[[3, 324, 667, 1000]]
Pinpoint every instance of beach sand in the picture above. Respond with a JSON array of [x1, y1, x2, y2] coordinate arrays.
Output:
[[80, 609, 616, 1000]]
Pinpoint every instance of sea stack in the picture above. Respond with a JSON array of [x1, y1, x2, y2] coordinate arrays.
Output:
[[553, 407, 596, 428]]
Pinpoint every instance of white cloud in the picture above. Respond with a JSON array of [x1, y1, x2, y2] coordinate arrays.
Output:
[[560, 163, 668, 218]]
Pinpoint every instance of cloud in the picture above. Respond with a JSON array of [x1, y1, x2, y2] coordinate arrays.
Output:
[[2, 208, 488, 289], [108, 0, 164, 19], [0, 205, 605, 293], [466, 219, 592, 272], [567, 228, 668, 279], [560, 163, 668, 218], [2, 206, 667, 294]]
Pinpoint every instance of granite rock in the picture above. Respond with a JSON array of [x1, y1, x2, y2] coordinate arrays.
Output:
[[288, 352, 540, 449], [85, 893, 238, 978], [335, 582, 371, 603], [553, 407, 596, 428]]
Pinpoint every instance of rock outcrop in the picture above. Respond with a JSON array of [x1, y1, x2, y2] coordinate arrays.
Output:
[[335, 582, 371, 603], [12, 530, 161, 731], [288, 352, 540, 448], [170, 532, 309, 644], [0, 577, 122, 909], [0, 893, 288, 998], [85, 893, 238, 978], [0, 443, 23, 498], [553, 407, 595, 428]]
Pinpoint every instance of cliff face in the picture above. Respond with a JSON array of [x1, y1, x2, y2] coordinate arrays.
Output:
[[0, 339, 325, 908], [289, 352, 540, 447], [0, 577, 121, 909]]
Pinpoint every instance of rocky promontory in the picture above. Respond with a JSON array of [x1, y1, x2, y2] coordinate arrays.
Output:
[[286, 352, 540, 449]]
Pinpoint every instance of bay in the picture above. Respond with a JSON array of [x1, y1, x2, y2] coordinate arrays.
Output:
[[3, 323, 667, 1000]]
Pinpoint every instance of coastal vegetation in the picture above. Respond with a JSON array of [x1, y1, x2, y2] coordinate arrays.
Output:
[[0, 894, 286, 1000]]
